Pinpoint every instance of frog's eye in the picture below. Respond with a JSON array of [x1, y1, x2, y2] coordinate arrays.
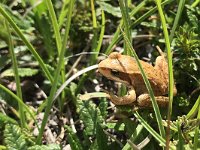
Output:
[[110, 69, 120, 77]]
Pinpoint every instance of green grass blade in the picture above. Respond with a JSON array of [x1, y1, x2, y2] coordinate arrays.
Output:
[[90, 0, 99, 64], [45, 0, 66, 111], [0, 5, 53, 83], [131, 0, 173, 28], [0, 84, 38, 129], [186, 96, 200, 119], [119, 2, 166, 143], [130, 0, 147, 16], [121, 29, 166, 139], [105, 0, 147, 54], [91, 0, 97, 28], [54, 65, 98, 101], [96, 10, 105, 53], [193, 96, 200, 150], [134, 112, 169, 148], [36, 0, 75, 144], [176, 121, 185, 150], [122, 124, 144, 150], [119, 0, 132, 55], [105, 0, 173, 54], [154, 0, 175, 148], [169, 0, 185, 43], [45, 0, 62, 52], [5, 20, 26, 128], [58, 0, 69, 29], [192, 0, 200, 7]]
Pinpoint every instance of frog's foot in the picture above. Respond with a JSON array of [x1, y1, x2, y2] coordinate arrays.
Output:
[[106, 87, 136, 105], [137, 94, 169, 107]]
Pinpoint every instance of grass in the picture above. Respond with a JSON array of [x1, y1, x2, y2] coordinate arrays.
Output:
[[154, 0, 174, 148], [0, 5, 54, 83], [45, 0, 66, 111], [0, 1, 199, 149], [36, 0, 75, 144], [5, 20, 26, 128]]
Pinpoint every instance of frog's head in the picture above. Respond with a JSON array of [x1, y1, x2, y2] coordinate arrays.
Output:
[[98, 52, 135, 85], [98, 52, 137, 105]]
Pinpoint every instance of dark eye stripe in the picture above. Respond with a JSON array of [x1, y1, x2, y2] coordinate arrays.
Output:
[[110, 70, 120, 77]]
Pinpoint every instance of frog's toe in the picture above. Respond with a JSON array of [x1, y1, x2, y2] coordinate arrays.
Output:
[[107, 88, 136, 105]]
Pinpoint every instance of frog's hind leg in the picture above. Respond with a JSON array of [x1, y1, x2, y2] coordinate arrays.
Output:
[[137, 94, 168, 107], [107, 87, 136, 105]]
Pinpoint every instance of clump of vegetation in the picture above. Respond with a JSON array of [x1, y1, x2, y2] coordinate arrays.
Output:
[[173, 5, 200, 110]]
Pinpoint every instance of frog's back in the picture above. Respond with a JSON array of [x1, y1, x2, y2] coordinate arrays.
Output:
[[99, 52, 155, 74], [115, 54, 168, 95], [103, 52, 160, 78], [130, 72, 168, 96]]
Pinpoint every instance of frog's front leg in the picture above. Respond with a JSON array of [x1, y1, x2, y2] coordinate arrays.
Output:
[[137, 94, 169, 107], [107, 87, 136, 105]]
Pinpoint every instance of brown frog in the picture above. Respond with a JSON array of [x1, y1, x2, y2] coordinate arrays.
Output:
[[98, 52, 177, 107]]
